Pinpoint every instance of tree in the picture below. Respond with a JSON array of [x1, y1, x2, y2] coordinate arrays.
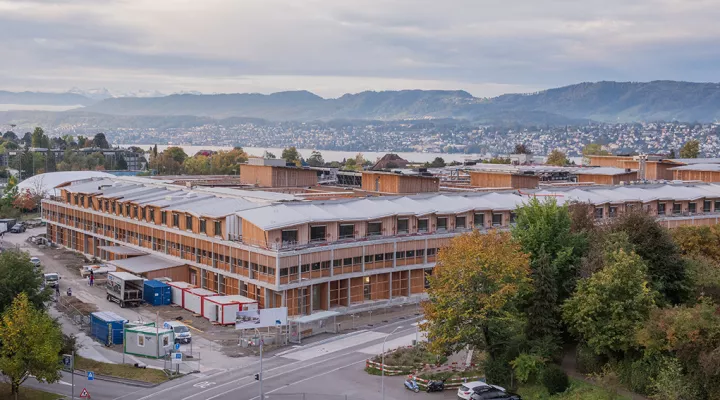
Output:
[[30, 127, 49, 149], [679, 140, 700, 158], [611, 211, 689, 305], [668, 149, 676, 158], [354, 153, 367, 169], [150, 147, 187, 175], [513, 198, 588, 354], [545, 149, 569, 166], [307, 151, 324, 167], [422, 231, 531, 359], [563, 249, 656, 356], [343, 158, 357, 170], [281, 147, 301, 164], [92, 133, 110, 149], [429, 157, 446, 168], [513, 143, 532, 155], [115, 153, 128, 170], [164, 146, 187, 164], [20, 132, 31, 147], [183, 155, 211, 175], [582, 143, 610, 156], [263, 151, 276, 159], [3, 131, 17, 141], [12, 189, 37, 212], [0, 293, 63, 398], [0, 251, 52, 313], [210, 148, 248, 174], [152, 144, 158, 158]]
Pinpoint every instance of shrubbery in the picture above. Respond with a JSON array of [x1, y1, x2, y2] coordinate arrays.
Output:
[[541, 364, 569, 395]]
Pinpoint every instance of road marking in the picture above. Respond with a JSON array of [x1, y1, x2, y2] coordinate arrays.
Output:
[[281, 331, 388, 361], [193, 381, 216, 389], [245, 360, 366, 400]]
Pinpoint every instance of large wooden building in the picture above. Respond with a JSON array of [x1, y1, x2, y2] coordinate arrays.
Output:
[[41, 176, 720, 317], [468, 171, 540, 189], [361, 171, 440, 194], [574, 168, 638, 185], [240, 158, 318, 188]]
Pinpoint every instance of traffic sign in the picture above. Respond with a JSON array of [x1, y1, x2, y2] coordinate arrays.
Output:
[[62, 354, 73, 371], [87, 371, 94, 381], [171, 352, 182, 365], [79, 388, 91, 398], [175, 343, 181, 350]]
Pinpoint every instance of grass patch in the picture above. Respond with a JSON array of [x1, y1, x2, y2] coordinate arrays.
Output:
[[75, 356, 169, 384], [518, 378, 631, 400], [371, 344, 447, 367], [0, 383, 61, 400]]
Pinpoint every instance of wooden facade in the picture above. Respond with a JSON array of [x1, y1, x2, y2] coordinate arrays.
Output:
[[468, 171, 540, 189], [361, 171, 440, 194], [240, 164, 318, 188], [672, 169, 720, 183], [586, 156, 677, 180], [576, 171, 637, 185]]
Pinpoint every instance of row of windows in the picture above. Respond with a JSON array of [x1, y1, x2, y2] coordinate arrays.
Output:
[[593, 200, 720, 219], [282, 214, 512, 245], [278, 248, 438, 277]]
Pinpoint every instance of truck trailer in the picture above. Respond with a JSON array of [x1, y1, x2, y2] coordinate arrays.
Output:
[[106, 272, 144, 308]]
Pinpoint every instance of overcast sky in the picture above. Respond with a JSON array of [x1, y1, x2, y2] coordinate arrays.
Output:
[[1, 0, 718, 98]]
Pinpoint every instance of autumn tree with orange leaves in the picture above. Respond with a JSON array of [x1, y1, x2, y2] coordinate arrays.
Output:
[[422, 231, 531, 367]]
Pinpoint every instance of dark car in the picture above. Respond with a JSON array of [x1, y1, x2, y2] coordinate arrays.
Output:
[[470, 386, 522, 400], [9, 224, 25, 233]]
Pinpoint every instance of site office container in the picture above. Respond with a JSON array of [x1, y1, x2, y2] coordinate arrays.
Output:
[[143, 280, 172, 306], [167, 281, 195, 308], [202, 295, 259, 325], [90, 311, 127, 346], [123, 326, 175, 359], [183, 288, 217, 315]]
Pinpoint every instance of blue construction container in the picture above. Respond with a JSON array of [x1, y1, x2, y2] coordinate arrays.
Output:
[[143, 280, 172, 306], [90, 311, 127, 346]]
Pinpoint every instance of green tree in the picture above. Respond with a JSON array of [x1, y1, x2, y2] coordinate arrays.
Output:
[[86, 152, 106, 170], [263, 151, 276, 159], [429, 157, 446, 168], [30, 127, 49, 149], [611, 211, 689, 305], [0, 251, 52, 312], [0, 293, 63, 398], [679, 140, 700, 158], [183, 155, 211, 175], [343, 158, 357, 170], [582, 143, 610, 156], [20, 132, 31, 147], [422, 231, 531, 360], [668, 149, 676, 158], [282, 146, 301, 164], [545, 149, 569, 166], [115, 153, 128, 170], [210, 148, 248, 174], [513, 143, 532, 155], [307, 151, 324, 167], [92, 133, 110, 149], [3, 131, 17, 141], [164, 146, 187, 164], [563, 249, 656, 356], [513, 198, 587, 354]]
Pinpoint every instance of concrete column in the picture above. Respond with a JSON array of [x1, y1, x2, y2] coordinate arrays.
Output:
[[330, 248, 334, 277], [407, 271, 411, 296], [327, 282, 331, 310], [346, 278, 351, 306], [424, 238, 428, 264], [389, 271, 393, 300], [276, 255, 281, 285], [361, 245, 366, 272], [392, 241, 397, 268]]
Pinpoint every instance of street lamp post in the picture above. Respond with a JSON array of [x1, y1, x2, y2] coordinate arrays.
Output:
[[255, 329, 263, 399], [381, 326, 403, 400]]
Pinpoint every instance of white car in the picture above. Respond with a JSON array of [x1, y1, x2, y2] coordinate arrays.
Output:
[[30, 257, 41, 267], [457, 381, 506, 400]]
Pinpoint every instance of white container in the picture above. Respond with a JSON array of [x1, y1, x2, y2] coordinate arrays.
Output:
[[167, 281, 195, 307], [202, 295, 258, 325], [183, 288, 217, 315]]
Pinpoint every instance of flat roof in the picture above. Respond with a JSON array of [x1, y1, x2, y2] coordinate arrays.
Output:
[[292, 310, 340, 324], [205, 295, 256, 304], [97, 246, 147, 256], [668, 158, 720, 165], [574, 167, 637, 176], [126, 326, 172, 334], [111, 255, 185, 274], [109, 271, 144, 281], [669, 164, 720, 172], [187, 288, 217, 296]]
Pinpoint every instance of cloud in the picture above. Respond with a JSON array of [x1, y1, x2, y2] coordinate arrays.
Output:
[[0, 0, 718, 97]]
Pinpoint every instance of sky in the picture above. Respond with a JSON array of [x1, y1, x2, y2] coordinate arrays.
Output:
[[1, 0, 719, 98]]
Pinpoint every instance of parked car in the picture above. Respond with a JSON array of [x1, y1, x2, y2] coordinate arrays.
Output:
[[458, 382, 506, 400], [30, 257, 41, 267], [470, 385, 521, 400], [9, 223, 25, 233], [164, 321, 192, 343]]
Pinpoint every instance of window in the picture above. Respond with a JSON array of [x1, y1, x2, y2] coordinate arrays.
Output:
[[374, 254, 384, 262], [406, 250, 415, 258], [673, 203, 682, 215], [339, 224, 354, 239], [427, 248, 436, 256], [343, 258, 352, 266], [704, 200, 712, 213], [492, 213, 502, 226], [353, 256, 362, 265], [367, 222, 382, 236], [609, 207, 618, 218], [140, 207, 145, 220], [396, 251, 405, 259], [125, 204, 130, 216], [689, 202, 697, 214], [137, 335, 145, 347], [149, 209, 154, 222], [310, 225, 326, 242], [186, 215, 193, 230], [417, 218, 429, 232], [436, 217, 448, 231], [172, 213, 179, 227], [364, 255, 373, 263], [474, 213, 485, 228], [657, 203, 666, 216], [715, 200, 720, 212], [199, 219, 207, 234], [112, 202, 116, 213], [594, 207, 604, 219], [397, 218, 409, 234], [455, 216, 466, 230], [509, 212, 517, 224], [311, 262, 320, 271], [214, 221, 222, 236], [385, 252, 394, 261]]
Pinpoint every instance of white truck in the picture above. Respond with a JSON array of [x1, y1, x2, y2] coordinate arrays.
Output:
[[43, 273, 60, 288], [106, 272, 144, 308]]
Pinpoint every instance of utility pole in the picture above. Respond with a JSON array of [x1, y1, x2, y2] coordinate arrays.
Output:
[[254, 329, 264, 399], [382, 326, 403, 400]]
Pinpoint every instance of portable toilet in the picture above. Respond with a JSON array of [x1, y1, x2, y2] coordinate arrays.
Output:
[[123, 326, 174, 359], [183, 288, 217, 315], [90, 311, 127, 346], [167, 281, 195, 307], [143, 280, 172, 306], [203, 295, 258, 325]]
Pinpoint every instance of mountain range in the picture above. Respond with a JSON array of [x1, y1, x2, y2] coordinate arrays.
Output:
[[1, 81, 720, 124]]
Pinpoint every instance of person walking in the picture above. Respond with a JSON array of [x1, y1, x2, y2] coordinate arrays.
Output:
[[55, 284, 60, 301], [89, 270, 94, 287]]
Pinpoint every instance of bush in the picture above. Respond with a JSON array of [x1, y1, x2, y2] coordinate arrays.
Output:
[[541, 364, 570, 395], [511, 353, 546, 384], [614, 355, 660, 395], [576, 344, 604, 374], [485, 357, 515, 389]]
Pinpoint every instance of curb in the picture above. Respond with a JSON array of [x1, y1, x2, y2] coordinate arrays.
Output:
[[72, 369, 163, 388]]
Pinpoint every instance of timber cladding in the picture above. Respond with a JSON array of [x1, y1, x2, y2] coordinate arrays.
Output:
[[468, 171, 539, 189], [673, 170, 720, 183], [240, 164, 318, 187], [361, 171, 440, 194], [576, 171, 637, 185]]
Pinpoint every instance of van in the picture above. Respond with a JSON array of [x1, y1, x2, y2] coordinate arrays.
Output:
[[43, 273, 60, 288], [163, 321, 192, 344]]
